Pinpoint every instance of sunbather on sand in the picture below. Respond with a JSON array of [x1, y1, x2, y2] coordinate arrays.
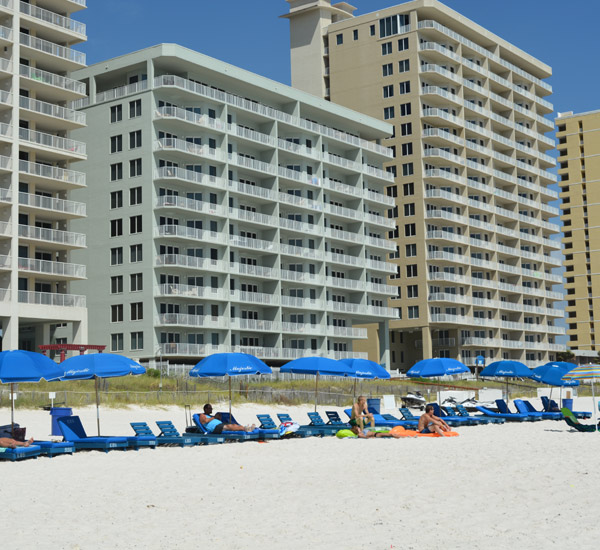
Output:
[[418, 405, 450, 435], [349, 395, 375, 430], [199, 404, 255, 434], [0, 437, 34, 449], [350, 426, 402, 439]]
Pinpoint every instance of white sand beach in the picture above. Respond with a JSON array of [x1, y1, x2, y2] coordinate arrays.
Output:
[[3, 397, 599, 550]]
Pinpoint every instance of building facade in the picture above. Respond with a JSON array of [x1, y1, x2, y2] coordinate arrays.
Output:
[[557, 110, 600, 360], [0, 0, 87, 352], [70, 44, 398, 365], [284, 0, 565, 369]]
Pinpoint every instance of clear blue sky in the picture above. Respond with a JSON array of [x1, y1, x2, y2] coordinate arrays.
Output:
[[78, 0, 600, 116]]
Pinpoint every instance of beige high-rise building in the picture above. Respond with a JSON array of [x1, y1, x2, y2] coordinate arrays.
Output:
[[283, 0, 565, 369], [0, 0, 88, 352], [556, 110, 600, 360]]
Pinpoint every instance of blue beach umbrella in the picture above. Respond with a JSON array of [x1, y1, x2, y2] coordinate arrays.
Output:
[[0, 350, 64, 435], [280, 356, 351, 411], [407, 358, 470, 404], [532, 362, 579, 413], [340, 358, 391, 398], [189, 353, 272, 417], [480, 360, 533, 400], [60, 353, 145, 435]]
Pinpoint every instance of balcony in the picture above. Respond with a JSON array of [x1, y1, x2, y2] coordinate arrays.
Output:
[[19, 159, 86, 189], [281, 296, 324, 309], [229, 179, 277, 201], [18, 224, 86, 248], [20, 63, 86, 101], [327, 326, 368, 338], [18, 289, 85, 308], [281, 322, 325, 335], [156, 284, 229, 301], [19, 32, 86, 71], [155, 138, 227, 163], [20, 95, 86, 129], [155, 224, 228, 244], [19, 127, 86, 159], [280, 269, 320, 284], [229, 262, 278, 279], [230, 290, 279, 306], [155, 166, 227, 191], [0, 220, 10, 237], [157, 313, 229, 329], [155, 105, 226, 133], [19, 191, 86, 218], [229, 207, 275, 227], [155, 195, 227, 217], [155, 254, 229, 273], [280, 243, 323, 260], [19, 1, 86, 41], [230, 318, 277, 332], [230, 235, 276, 252], [18, 256, 85, 278]]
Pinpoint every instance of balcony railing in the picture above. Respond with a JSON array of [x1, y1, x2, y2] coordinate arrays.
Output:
[[20, 63, 86, 96], [20, 95, 86, 125], [19, 159, 86, 186], [18, 224, 86, 247], [155, 195, 226, 217], [157, 313, 229, 329], [155, 224, 228, 244], [156, 284, 229, 301], [19, 127, 86, 156], [19, 191, 86, 216], [20, 32, 86, 65], [18, 289, 86, 307], [19, 1, 86, 36], [155, 254, 229, 273], [0, 221, 10, 236], [18, 257, 86, 278], [156, 166, 227, 191]]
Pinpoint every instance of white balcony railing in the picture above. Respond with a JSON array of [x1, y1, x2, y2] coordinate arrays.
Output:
[[18, 257, 85, 278], [19, 159, 86, 186], [18, 224, 86, 247], [20, 32, 86, 65], [19, 191, 86, 216], [19, 1, 86, 37], [20, 95, 86, 125], [20, 64, 86, 96], [18, 290, 85, 307], [19, 127, 86, 156]]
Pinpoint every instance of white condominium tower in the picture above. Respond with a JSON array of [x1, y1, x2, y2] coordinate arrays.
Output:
[[70, 44, 398, 365], [0, 0, 87, 352], [283, 0, 565, 369]]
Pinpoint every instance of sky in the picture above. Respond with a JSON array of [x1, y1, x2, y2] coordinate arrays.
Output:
[[77, 0, 600, 116]]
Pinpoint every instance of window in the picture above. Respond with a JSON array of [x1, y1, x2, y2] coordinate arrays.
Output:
[[130, 215, 142, 234], [336, 33, 343, 45], [386, 165, 397, 177], [110, 162, 123, 181], [407, 285, 418, 298], [110, 105, 122, 123], [401, 142, 413, 156], [380, 14, 409, 38], [402, 162, 414, 176], [399, 80, 411, 94], [383, 85, 394, 98], [353, 29, 358, 40], [382, 63, 393, 77], [399, 102, 411, 116], [403, 182, 414, 196], [129, 158, 142, 177], [110, 218, 123, 237], [404, 203, 415, 216], [130, 187, 142, 206], [131, 332, 143, 350], [398, 59, 410, 73], [111, 333, 124, 352], [130, 273, 143, 292], [110, 135, 122, 153], [110, 190, 122, 209], [400, 122, 412, 136], [386, 185, 398, 198], [111, 304, 123, 323], [131, 302, 143, 321], [405, 243, 417, 257], [130, 244, 142, 262], [406, 264, 417, 277], [404, 223, 416, 236], [129, 130, 142, 149], [381, 42, 392, 55], [110, 247, 123, 266], [408, 305, 419, 319], [398, 37, 408, 51], [370, 24, 375, 36], [129, 99, 141, 118], [110, 275, 123, 294], [383, 106, 395, 120]]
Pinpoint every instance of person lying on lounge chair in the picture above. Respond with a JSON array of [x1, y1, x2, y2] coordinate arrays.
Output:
[[349, 395, 375, 430], [199, 404, 255, 434], [350, 425, 402, 439], [418, 405, 450, 436], [0, 436, 34, 449]]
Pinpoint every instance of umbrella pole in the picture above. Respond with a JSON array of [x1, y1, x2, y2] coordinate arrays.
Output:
[[314, 373, 319, 412], [10, 382, 14, 437], [593, 380, 597, 427], [229, 377, 232, 419], [353, 378, 357, 399], [95, 376, 101, 436]]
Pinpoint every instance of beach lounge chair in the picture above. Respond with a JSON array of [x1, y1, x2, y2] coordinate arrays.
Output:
[[343, 408, 413, 428], [495, 399, 540, 422], [191, 414, 259, 441], [429, 404, 475, 426], [443, 405, 488, 425], [541, 396, 591, 419], [561, 408, 596, 432], [219, 412, 280, 440], [454, 403, 504, 424], [398, 407, 420, 422], [324, 411, 350, 428], [57, 416, 128, 452], [513, 399, 549, 420], [34, 440, 75, 457], [276, 413, 327, 437], [256, 414, 307, 438], [521, 401, 562, 420], [157, 420, 223, 445], [130, 422, 195, 447], [475, 405, 533, 421], [0, 444, 42, 461]]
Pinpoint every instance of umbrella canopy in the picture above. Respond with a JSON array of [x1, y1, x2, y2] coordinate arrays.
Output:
[[480, 360, 533, 401], [563, 364, 600, 425], [280, 357, 351, 411], [60, 353, 145, 436], [407, 358, 469, 378], [0, 350, 64, 435], [339, 358, 391, 380], [531, 363, 579, 387], [189, 353, 272, 417]]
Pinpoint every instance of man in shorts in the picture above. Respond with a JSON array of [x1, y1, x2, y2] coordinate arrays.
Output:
[[349, 395, 375, 430], [198, 404, 255, 434], [418, 405, 450, 435]]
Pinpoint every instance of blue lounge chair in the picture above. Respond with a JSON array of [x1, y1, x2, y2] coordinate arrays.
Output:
[[191, 414, 259, 441], [156, 420, 223, 445], [220, 412, 280, 440], [324, 411, 351, 428], [57, 416, 128, 452], [541, 396, 591, 419], [454, 403, 504, 424], [343, 408, 410, 428], [256, 414, 305, 438], [399, 407, 420, 422], [429, 403, 475, 426], [496, 399, 541, 422], [277, 413, 327, 437], [443, 405, 489, 425], [0, 444, 42, 461], [513, 399, 549, 420], [521, 401, 562, 420], [131, 422, 195, 447], [34, 440, 75, 457]]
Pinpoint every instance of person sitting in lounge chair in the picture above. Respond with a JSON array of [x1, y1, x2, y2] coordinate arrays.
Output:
[[349, 395, 375, 430], [0, 436, 34, 449], [418, 405, 450, 435], [350, 425, 402, 439], [199, 404, 255, 434]]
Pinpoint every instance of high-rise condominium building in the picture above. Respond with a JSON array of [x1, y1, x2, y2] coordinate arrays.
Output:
[[70, 44, 398, 365], [556, 110, 600, 360], [0, 0, 87, 352], [284, 0, 565, 369]]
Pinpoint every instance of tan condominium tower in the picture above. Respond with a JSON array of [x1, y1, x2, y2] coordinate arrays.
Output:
[[0, 0, 88, 353], [556, 110, 600, 362], [283, 0, 565, 370]]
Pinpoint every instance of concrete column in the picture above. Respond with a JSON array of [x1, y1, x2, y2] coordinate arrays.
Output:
[[2, 315, 18, 350], [378, 320, 390, 370], [71, 317, 88, 345], [421, 326, 432, 360]]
